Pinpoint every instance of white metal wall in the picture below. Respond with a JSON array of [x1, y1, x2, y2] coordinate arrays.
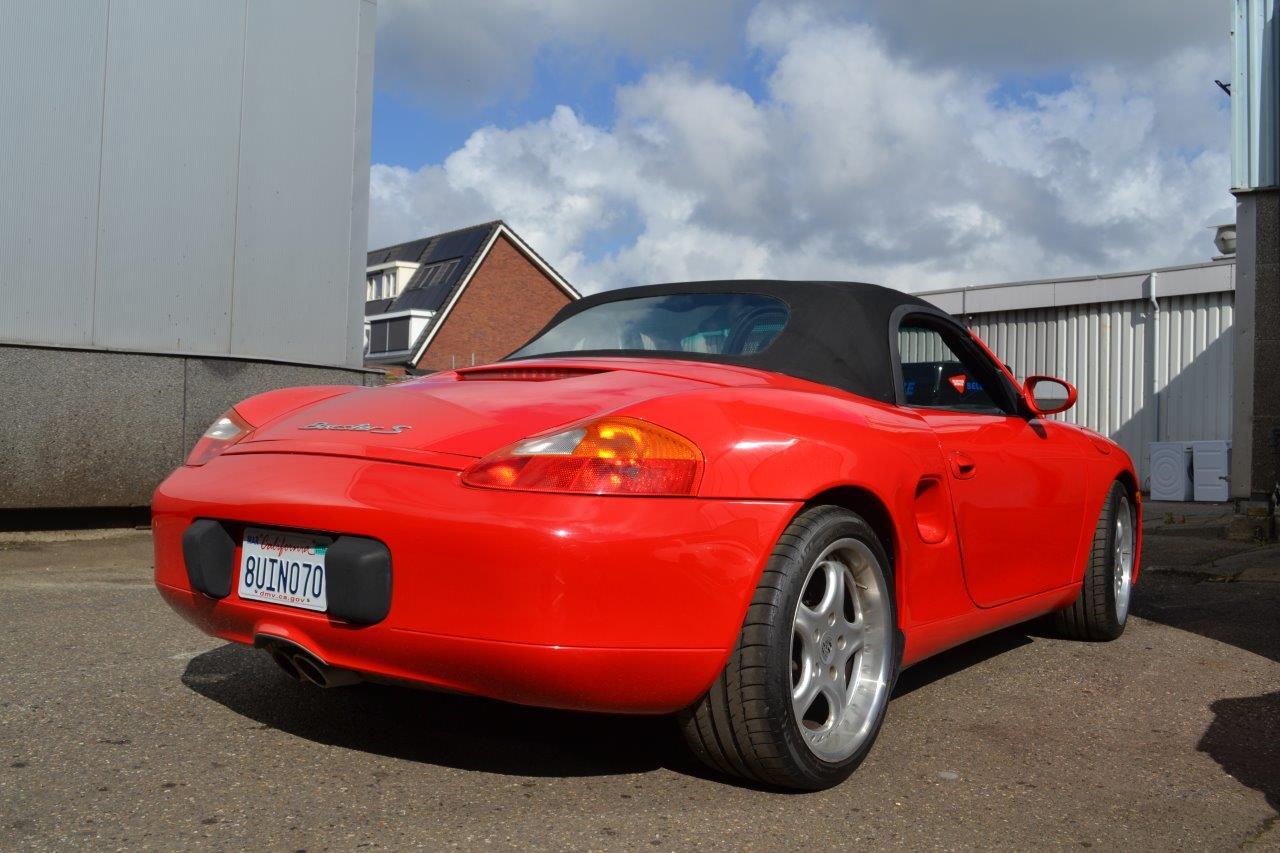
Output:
[[1232, 0, 1278, 189], [897, 327, 953, 363], [0, 0, 375, 369], [966, 291, 1235, 484]]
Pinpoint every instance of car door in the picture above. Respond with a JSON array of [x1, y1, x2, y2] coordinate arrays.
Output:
[[894, 311, 1089, 608]]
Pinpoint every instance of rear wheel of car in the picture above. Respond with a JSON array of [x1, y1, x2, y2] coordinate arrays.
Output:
[[678, 505, 900, 790], [1054, 480, 1135, 641]]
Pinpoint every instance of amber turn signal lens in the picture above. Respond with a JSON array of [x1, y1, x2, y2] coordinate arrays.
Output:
[[463, 417, 703, 496], [185, 409, 253, 466]]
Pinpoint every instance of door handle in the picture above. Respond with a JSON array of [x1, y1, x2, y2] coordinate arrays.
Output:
[[950, 451, 977, 479]]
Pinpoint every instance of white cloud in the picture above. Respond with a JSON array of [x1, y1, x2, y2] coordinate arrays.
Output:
[[375, 0, 752, 106], [828, 0, 1229, 73], [369, 3, 1233, 293]]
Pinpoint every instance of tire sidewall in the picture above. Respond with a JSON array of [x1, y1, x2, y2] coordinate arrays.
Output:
[[1100, 483, 1131, 635]]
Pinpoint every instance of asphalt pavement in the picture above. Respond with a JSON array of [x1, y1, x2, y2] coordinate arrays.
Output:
[[0, 508, 1277, 850]]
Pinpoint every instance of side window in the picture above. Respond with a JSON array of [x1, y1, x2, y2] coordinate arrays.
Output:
[[897, 321, 1006, 415]]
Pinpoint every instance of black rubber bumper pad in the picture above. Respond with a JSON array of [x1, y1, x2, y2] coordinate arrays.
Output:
[[324, 536, 392, 625], [182, 518, 236, 599], [181, 520, 392, 625]]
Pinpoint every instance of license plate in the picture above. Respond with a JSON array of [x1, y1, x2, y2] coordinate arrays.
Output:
[[237, 527, 330, 612]]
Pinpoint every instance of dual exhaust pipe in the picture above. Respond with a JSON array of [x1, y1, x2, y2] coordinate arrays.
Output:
[[260, 638, 360, 689]]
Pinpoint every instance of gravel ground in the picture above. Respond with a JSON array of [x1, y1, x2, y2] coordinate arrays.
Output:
[[0, 526, 1276, 850]]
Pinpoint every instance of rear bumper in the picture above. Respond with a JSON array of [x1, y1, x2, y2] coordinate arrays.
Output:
[[153, 453, 797, 713]]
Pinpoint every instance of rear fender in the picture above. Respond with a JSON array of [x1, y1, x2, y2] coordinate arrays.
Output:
[[615, 387, 974, 630]]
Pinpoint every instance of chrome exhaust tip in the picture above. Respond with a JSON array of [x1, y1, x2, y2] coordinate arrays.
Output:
[[256, 636, 361, 689], [291, 652, 326, 685], [267, 646, 302, 680], [293, 653, 360, 688]]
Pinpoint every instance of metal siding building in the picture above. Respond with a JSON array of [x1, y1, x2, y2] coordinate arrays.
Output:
[[0, 0, 377, 509], [920, 261, 1236, 485], [0, 0, 374, 367], [1232, 0, 1279, 190]]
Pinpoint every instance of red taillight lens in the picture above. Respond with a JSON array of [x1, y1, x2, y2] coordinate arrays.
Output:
[[185, 409, 253, 466], [462, 417, 703, 496]]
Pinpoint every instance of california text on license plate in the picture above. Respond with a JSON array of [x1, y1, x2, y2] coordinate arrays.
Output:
[[237, 527, 330, 612]]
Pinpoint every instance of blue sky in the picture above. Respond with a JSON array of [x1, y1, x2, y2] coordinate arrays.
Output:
[[371, 3, 771, 170], [367, 1, 1232, 293], [373, 52, 649, 169]]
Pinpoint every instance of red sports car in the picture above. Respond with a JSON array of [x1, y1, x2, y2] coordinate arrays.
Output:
[[154, 280, 1140, 790]]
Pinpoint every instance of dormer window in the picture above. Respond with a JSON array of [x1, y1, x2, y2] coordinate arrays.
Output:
[[365, 261, 420, 301]]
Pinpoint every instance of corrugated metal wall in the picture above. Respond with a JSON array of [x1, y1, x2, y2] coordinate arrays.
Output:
[[1232, 0, 1278, 189], [898, 327, 953, 363], [0, 0, 374, 369], [965, 291, 1235, 483]]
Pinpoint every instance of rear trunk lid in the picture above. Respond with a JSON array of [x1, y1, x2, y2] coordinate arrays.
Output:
[[235, 361, 742, 463]]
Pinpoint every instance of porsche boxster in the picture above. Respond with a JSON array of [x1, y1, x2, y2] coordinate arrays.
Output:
[[153, 280, 1140, 790]]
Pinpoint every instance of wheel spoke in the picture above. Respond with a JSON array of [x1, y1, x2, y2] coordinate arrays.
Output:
[[792, 660, 820, 709], [792, 624, 817, 692], [795, 602, 825, 638], [821, 681, 846, 728], [818, 560, 846, 617]]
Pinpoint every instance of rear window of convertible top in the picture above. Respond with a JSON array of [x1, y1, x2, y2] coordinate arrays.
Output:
[[509, 293, 790, 359]]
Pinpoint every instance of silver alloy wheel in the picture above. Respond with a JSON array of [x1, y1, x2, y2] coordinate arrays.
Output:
[[1113, 495, 1135, 623], [789, 538, 894, 763]]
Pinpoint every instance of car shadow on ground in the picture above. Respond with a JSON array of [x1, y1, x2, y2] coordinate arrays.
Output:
[[182, 643, 693, 778], [183, 627, 1038, 784], [892, 626, 1033, 697], [182, 573, 1279, 803]]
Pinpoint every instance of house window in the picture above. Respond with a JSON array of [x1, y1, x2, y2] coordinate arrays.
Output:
[[365, 312, 432, 356], [367, 320, 389, 353], [366, 270, 397, 301]]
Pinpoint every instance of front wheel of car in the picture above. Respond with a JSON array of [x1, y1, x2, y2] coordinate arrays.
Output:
[[678, 505, 900, 790], [1053, 480, 1136, 641]]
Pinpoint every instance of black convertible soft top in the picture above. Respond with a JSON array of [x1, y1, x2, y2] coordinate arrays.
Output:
[[505, 280, 943, 403]]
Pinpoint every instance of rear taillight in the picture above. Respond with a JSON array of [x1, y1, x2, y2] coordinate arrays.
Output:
[[186, 409, 253, 466], [462, 416, 703, 496]]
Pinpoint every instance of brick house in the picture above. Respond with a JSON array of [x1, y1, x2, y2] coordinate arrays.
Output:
[[363, 221, 579, 372]]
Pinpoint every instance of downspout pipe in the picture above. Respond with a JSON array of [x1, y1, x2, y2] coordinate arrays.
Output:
[[1148, 272, 1161, 456]]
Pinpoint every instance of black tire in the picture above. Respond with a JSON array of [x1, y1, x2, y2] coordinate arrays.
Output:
[[677, 505, 901, 790], [1054, 480, 1134, 641]]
